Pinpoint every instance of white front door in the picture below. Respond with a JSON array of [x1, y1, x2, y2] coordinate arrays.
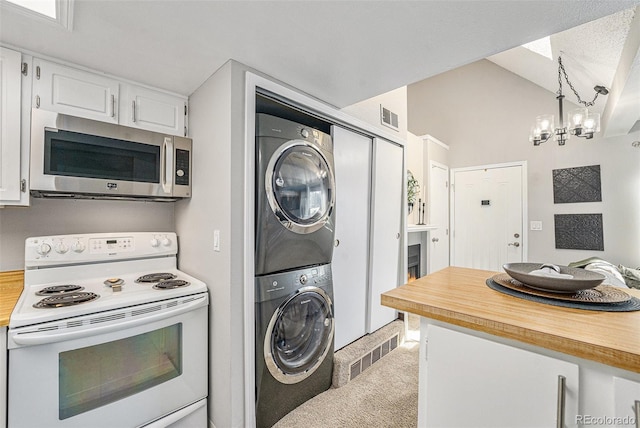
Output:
[[451, 163, 526, 271], [428, 161, 450, 273]]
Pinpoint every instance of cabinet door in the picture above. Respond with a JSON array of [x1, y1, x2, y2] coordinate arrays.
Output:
[[120, 84, 186, 136], [0, 47, 22, 202], [331, 125, 371, 350], [613, 377, 640, 427], [33, 58, 119, 123], [368, 138, 403, 333], [425, 325, 579, 428]]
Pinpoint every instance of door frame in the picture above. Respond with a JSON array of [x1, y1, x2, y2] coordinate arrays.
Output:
[[449, 161, 528, 267]]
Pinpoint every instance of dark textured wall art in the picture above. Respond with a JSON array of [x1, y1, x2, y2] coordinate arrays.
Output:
[[552, 165, 602, 203], [554, 214, 604, 251]]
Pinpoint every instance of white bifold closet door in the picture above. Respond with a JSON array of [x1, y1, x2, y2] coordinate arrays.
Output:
[[368, 138, 403, 333], [331, 125, 371, 350]]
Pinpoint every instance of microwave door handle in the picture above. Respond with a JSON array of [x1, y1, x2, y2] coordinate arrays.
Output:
[[161, 137, 174, 194]]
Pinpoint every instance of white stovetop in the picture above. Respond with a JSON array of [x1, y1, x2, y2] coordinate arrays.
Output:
[[11, 257, 207, 329]]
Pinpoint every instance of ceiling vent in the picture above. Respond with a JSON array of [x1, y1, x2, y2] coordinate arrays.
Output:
[[380, 105, 399, 131]]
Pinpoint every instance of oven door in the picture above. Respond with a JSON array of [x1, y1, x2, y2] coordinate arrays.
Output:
[[8, 296, 208, 428]]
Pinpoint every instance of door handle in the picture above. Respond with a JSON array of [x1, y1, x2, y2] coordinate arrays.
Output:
[[556, 375, 566, 428], [508, 242, 520, 247]]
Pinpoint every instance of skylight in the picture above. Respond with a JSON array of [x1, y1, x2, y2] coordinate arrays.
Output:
[[5, 0, 56, 18], [1, 0, 73, 29], [522, 36, 553, 60]]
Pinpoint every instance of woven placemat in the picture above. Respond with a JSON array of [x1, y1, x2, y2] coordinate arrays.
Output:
[[487, 276, 640, 312], [492, 273, 631, 303]]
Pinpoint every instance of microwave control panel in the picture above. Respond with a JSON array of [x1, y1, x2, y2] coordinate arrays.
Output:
[[175, 149, 190, 186]]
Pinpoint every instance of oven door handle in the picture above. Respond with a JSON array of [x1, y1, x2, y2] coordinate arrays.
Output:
[[9, 295, 207, 347]]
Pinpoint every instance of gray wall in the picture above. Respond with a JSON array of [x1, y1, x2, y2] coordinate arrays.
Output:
[[0, 198, 175, 270], [408, 59, 640, 267]]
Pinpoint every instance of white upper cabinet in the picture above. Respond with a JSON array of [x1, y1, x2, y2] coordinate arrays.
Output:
[[0, 47, 24, 203], [33, 58, 119, 123], [32, 58, 187, 136], [120, 84, 186, 136]]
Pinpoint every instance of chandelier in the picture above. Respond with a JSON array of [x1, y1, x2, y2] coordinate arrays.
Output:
[[530, 55, 609, 146]]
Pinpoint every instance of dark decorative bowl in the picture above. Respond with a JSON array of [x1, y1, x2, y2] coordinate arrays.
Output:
[[502, 262, 605, 293]]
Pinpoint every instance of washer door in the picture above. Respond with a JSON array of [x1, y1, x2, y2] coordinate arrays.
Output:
[[264, 287, 334, 384], [265, 141, 335, 235]]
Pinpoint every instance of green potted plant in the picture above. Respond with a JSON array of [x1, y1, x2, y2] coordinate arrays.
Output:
[[407, 170, 420, 214]]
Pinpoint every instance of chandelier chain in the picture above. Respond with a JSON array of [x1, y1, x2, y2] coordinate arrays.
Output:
[[557, 56, 600, 107]]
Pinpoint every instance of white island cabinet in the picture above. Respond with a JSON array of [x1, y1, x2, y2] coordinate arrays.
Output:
[[423, 324, 578, 428], [381, 267, 640, 428]]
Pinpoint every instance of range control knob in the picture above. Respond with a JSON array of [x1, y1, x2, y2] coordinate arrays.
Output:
[[55, 242, 69, 254], [300, 128, 309, 138], [36, 243, 51, 255], [300, 274, 308, 285], [71, 240, 85, 253], [150, 238, 160, 247], [161, 237, 171, 246]]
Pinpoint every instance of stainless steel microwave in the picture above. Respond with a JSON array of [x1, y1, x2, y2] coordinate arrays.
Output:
[[30, 109, 191, 201]]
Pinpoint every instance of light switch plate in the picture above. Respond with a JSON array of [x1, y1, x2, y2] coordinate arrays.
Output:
[[213, 230, 220, 251], [530, 221, 543, 231]]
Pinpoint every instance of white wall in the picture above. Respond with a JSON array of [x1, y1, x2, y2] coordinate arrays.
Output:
[[406, 132, 424, 225], [175, 60, 247, 428], [342, 86, 408, 140], [0, 199, 174, 270], [408, 59, 640, 267]]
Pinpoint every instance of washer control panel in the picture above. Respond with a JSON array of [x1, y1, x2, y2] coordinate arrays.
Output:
[[255, 264, 333, 303]]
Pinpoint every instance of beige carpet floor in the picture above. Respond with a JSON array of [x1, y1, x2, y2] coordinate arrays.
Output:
[[273, 336, 419, 428]]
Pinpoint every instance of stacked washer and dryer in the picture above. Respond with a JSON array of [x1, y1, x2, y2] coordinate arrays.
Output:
[[254, 112, 337, 428]]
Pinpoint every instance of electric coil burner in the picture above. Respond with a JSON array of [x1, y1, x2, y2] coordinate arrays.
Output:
[[153, 279, 190, 290], [33, 292, 99, 308], [136, 273, 177, 283], [36, 284, 84, 295]]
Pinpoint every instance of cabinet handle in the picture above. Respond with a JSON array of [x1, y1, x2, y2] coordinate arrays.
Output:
[[111, 95, 116, 118], [334, 239, 340, 247], [635, 400, 639, 428], [35, 95, 40, 108], [396, 232, 400, 239], [556, 375, 566, 428], [432, 237, 439, 243], [132, 100, 137, 122]]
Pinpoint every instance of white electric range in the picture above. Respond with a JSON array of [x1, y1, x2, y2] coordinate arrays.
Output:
[[8, 232, 209, 428]]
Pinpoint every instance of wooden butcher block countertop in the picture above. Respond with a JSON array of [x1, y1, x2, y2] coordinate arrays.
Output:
[[381, 266, 640, 374], [0, 270, 24, 327]]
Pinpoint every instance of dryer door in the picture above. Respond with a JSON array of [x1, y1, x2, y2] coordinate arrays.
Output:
[[264, 287, 334, 384], [265, 141, 335, 234]]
